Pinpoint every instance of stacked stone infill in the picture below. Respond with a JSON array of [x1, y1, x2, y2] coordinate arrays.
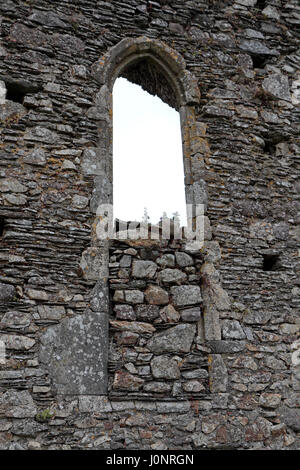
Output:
[[108, 239, 210, 399]]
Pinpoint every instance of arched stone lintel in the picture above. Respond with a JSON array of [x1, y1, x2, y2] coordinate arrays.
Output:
[[91, 36, 200, 107]]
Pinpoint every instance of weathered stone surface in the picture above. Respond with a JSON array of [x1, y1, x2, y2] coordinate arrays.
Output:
[[0, 283, 15, 302], [143, 382, 172, 393], [37, 305, 65, 321], [125, 289, 144, 304], [262, 6, 280, 20], [11, 420, 47, 437], [0, 390, 37, 418], [156, 254, 175, 268], [181, 307, 201, 322], [147, 324, 196, 354], [132, 260, 157, 279], [114, 304, 136, 320], [0, 311, 30, 329], [78, 396, 112, 413], [262, 74, 291, 101], [145, 285, 169, 305], [72, 195, 89, 209], [158, 268, 187, 283], [116, 331, 139, 345], [222, 320, 246, 340], [171, 285, 202, 306], [120, 255, 132, 268], [39, 310, 108, 394], [24, 126, 58, 144], [280, 406, 300, 432], [245, 417, 272, 442], [110, 320, 155, 334], [0, 80, 6, 104], [159, 304, 180, 323], [151, 355, 180, 379], [23, 148, 47, 166], [3, 193, 27, 205], [113, 371, 144, 391], [1, 335, 35, 351], [243, 311, 272, 325], [0, 178, 27, 193], [183, 380, 205, 393], [135, 304, 159, 321], [175, 252, 193, 267], [0, 101, 26, 122], [209, 354, 228, 393], [81, 148, 104, 176], [80, 246, 108, 281], [259, 393, 281, 409], [26, 289, 49, 301], [182, 369, 208, 380]]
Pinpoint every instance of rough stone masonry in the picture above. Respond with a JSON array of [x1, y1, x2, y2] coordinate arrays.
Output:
[[0, 0, 299, 450]]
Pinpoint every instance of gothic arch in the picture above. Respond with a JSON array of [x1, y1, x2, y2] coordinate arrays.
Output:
[[88, 37, 207, 231], [91, 36, 200, 108]]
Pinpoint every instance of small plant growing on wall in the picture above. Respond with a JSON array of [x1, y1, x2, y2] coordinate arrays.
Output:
[[35, 408, 53, 423]]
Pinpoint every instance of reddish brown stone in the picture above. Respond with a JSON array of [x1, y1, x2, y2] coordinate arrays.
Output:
[[144, 285, 169, 305], [115, 331, 139, 345], [140, 430, 152, 439], [216, 425, 228, 443], [113, 370, 144, 391], [235, 394, 258, 410]]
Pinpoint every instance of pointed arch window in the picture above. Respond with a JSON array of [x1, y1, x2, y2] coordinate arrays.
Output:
[[112, 76, 187, 225]]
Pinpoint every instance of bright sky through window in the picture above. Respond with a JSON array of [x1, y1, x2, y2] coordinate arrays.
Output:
[[113, 77, 187, 225]]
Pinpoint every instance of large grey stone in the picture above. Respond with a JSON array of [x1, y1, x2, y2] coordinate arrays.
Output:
[[37, 305, 65, 321], [80, 246, 109, 281], [262, 74, 291, 101], [156, 254, 175, 268], [279, 406, 300, 432], [132, 260, 157, 279], [181, 307, 201, 322], [114, 304, 136, 320], [175, 252, 193, 267], [24, 126, 58, 144], [222, 320, 246, 340], [0, 178, 27, 193], [0, 101, 26, 121], [158, 268, 187, 283], [151, 355, 180, 379], [209, 354, 228, 393], [243, 310, 272, 325], [78, 396, 112, 413], [239, 39, 276, 56], [147, 324, 196, 354], [23, 148, 47, 166], [39, 309, 108, 395], [125, 289, 144, 304], [11, 420, 47, 437], [2, 334, 35, 351], [0, 390, 37, 418], [135, 304, 159, 321], [81, 148, 104, 176], [0, 311, 30, 329], [171, 285, 202, 306], [0, 283, 16, 301]]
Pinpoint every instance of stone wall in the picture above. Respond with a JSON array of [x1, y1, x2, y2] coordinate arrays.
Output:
[[0, 0, 299, 450], [108, 239, 209, 399]]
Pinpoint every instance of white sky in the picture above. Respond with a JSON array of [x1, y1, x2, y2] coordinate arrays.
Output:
[[113, 77, 187, 225]]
